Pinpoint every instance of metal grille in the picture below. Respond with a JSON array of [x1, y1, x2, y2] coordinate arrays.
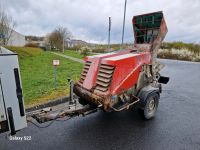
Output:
[[95, 64, 115, 92], [79, 61, 91, 84]]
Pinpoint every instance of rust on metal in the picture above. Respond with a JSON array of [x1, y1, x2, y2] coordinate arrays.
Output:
[[32, 103, 97, 123]]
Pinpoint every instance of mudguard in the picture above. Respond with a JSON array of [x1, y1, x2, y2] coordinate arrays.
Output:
[[137, 85, 160, 108]]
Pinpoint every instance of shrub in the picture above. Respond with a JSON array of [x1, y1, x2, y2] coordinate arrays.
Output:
[[161, 42, 200, 55], [25, 42, 39, 47], [92, 48, 106, 53], [158, 48, 200, 62], [80, 47, 90, 56]]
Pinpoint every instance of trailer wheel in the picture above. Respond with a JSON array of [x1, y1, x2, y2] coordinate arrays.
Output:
[[138, 92, 159, 120], [78, 98, 88, 106]]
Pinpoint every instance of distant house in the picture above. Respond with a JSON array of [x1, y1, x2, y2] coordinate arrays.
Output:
[[66, 39, 88, 48], [25, 36, 47, 48], [6, 30, 26, 46]]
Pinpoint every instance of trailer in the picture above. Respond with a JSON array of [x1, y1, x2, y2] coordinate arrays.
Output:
[[0, 11, 169, 135]]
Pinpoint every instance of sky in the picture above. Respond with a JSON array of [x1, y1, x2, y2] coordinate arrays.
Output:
[[1, 0, 200, 44]]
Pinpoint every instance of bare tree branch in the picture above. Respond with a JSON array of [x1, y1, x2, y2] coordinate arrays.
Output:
[[47, 26, 72, 52], [0, 8, 16, 46]]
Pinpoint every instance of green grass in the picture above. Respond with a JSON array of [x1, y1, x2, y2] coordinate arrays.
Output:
[[63, 50, 86, 59], [6, 46, 42, 59], [62, 50, 95, 59], [6, 46, 83, 107]]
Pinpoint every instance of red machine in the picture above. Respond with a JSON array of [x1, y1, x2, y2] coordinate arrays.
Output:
[[0, 11, 169, 136], [74, 11, 169, 119]]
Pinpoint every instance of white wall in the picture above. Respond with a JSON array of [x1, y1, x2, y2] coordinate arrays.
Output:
[[7, 30, 26, 46]]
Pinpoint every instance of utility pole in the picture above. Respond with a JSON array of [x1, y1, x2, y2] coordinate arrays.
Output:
[[108, 17, 111, 51], [121, 0, 127, 50]]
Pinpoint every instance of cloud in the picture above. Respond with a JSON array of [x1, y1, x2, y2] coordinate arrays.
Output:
[[2, 0, 200, 43]]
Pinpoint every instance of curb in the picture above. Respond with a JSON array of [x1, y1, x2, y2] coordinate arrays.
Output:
[[25, 96, 70, 112]]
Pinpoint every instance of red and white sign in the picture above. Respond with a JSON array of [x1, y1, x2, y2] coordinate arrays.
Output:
[[53, 60, 60, 66]]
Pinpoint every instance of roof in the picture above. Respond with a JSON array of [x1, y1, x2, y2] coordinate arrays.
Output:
[[0, 47, 16, 55]]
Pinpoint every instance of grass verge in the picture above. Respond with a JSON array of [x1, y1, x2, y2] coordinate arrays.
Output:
[[6, 46, 83, 107], [62, 50, 95, 59], [63, 50, 86, 59]]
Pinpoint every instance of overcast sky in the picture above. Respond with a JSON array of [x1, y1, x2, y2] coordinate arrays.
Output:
[[2, 0, 200, 43]]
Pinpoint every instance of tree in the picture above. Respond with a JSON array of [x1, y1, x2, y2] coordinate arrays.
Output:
[[0, 8, 16, 46], [47, 26, 72, 52]]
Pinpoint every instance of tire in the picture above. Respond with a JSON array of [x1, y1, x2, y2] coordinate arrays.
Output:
[[138, 92, 159, 120], [78, 98, 88, 106]]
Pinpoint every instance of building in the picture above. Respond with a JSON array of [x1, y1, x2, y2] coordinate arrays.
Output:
[[7, 30, 26, 46], [25, 36, 47, 48], [66, 39, 88, 48]]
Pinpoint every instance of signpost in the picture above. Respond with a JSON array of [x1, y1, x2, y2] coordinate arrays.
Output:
[[53, 59, 60, 89]]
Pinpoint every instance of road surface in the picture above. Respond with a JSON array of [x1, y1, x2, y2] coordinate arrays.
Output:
[[0, 59, 200, 150]]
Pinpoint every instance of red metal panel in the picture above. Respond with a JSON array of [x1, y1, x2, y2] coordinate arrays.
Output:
[[82, 58, 99, 90], [101, 52, 151, 95], [81, 50, 133, 90]]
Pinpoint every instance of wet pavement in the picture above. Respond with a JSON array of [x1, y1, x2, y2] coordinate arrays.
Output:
[[0, 59, 200, 150]]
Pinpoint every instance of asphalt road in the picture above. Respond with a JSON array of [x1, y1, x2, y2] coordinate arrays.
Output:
[[1, 59, 200, 150]]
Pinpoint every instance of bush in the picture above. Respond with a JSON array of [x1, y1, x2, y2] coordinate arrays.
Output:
[[158, 48, 200, 62], [80, 47, 90, 56], [67, 45, 82, 51], [25, 42, 39, 47], [92, 48, 106, 53], [161, 42, 200, 54]]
